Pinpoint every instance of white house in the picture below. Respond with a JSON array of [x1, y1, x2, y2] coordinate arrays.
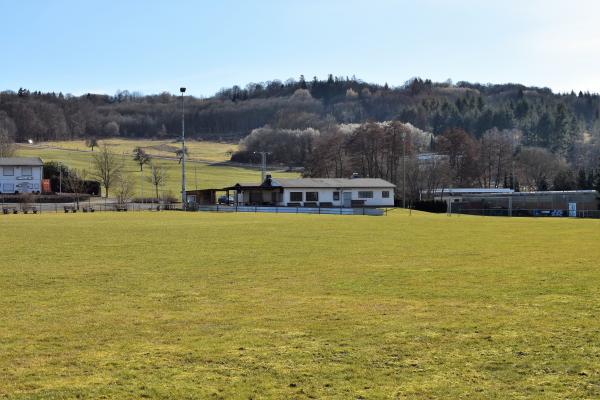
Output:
[[0, 157, 43, 194], [224, 175, 395, 207]]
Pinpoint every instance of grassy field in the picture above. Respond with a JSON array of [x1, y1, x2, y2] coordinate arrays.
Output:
[[16, 139, 298, 196], [36, 138, 238, 163], [1, 211, 599, 399]]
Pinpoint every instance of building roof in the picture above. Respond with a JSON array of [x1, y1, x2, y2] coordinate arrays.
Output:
[[463, 190, 600, 197], [431, 188, 514, 195], [0, 157, 43, 166], [272, 178, 395, 189]]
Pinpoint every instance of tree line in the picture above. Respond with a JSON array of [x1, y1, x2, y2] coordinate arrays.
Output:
[[235, 120, 600, 203], [1, 76, 600, 157]]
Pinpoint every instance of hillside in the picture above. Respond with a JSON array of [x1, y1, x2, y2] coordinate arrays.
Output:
[[1, 76, 599, 155]]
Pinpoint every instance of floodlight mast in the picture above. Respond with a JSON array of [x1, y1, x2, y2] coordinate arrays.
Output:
[[253, 151, 270, 182], [180, 87, 186, 209]]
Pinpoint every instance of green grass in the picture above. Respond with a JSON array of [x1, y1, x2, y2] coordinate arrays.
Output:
[[1, 211, 599, 398], [16, 140, 298, 196], [37, 138, 238, 163]]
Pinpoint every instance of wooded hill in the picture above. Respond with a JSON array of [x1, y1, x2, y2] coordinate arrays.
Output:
[[1, 75, 600, 157]]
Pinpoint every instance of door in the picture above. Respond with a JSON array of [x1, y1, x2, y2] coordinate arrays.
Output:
[[342, 191, 352, 208]]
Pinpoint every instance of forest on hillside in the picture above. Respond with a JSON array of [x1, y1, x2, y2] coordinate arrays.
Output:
[[2, 75, 600, 199], [1, 75, 600, 148]]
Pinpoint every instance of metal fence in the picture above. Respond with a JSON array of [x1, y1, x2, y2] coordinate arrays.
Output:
[[451, 208, 600, 219], [1, 201, 181, 214], [193, 205, 387, 216]]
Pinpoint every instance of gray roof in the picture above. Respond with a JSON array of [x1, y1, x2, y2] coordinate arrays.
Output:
[[272, 178, 395, 189], [0, 157, 43, 166]]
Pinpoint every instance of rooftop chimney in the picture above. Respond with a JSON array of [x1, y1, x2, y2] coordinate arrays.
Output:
[[351, 172, 360, 179]]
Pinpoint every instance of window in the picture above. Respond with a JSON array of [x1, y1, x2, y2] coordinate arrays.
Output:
[[306, 192, 319, 202], [333, 191, 340, 201], [290, 192, 303, 202], [3, 167, 14, 176], [382, 191, 390, 198], [21, 166, 32, 176], [358, 191, 373, 199], [3, 183, 14, 193]]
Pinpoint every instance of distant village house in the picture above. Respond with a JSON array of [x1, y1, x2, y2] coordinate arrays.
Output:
[[0, 157, 43, 194]]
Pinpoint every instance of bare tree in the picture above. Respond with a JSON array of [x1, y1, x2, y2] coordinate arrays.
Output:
[[147, 164, 167, 199], [92, 145, 122, 197], [0, 128, 15, 157], [65, 168, 88, 209], [115, 175, 135, 205], [516, 147, 564, 191], [479, 128, 514, 188], [85, 137, 98, 151], [133, 147, 151, 171], [175, 146, 189, 164]]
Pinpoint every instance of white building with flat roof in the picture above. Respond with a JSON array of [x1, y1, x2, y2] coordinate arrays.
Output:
[[224, 175, 395, 207], [0, 157, 43, 194]]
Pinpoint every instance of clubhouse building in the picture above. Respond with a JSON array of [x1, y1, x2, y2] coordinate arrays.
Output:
[[188, 175, 396, 208]]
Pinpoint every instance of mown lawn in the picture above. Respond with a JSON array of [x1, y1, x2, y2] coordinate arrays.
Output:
[[1, 211, 599, 399], [35, 138, 238, 163]]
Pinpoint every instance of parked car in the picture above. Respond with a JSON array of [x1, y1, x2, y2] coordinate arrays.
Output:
[[218, 195, 234, 205]]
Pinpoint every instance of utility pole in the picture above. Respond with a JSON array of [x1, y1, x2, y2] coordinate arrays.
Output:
[[180, 87, 186, 209], [59, 164, 62, 194], [140, 167, 144, 202], [254, 151, 269, 182], [402, 132, 406, 209]]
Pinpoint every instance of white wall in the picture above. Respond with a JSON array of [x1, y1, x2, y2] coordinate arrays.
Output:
[[0, 165, 43, 194], [281, 187, 394, 207]]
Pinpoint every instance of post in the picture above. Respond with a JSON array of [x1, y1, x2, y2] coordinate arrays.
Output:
[[402, 132, 406, 209], [59, 165, 62, 194], [253, 151, 269, 182], [140, 167, 144, 204], [180, 87, 187, 210]]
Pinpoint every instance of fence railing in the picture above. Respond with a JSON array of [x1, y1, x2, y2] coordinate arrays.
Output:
[[193, 205, 386, 216], [451, 208, 600, 219], [1, 201, 181, 214]]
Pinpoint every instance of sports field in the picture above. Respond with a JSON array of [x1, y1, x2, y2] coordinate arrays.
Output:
[[1, 211, 599, 399]]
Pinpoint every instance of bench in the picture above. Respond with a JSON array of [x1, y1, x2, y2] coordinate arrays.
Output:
[[2, 207, 18, 215], [82, 206, 95, 213], [303, 202, 318, 207], [64, 205, 77, 213], [351, 200, 366, 207], [22, 206, 38, 214], [287, 202, 301, 207], [319, 202, 333, 208], [114, 204, 128, 212]]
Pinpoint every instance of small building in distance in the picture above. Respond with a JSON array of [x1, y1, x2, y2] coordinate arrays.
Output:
[[0, 157, 43, 194], [191, 175, 396, 208], [427, 188, 514, 209], [430, 188, 600, 217]]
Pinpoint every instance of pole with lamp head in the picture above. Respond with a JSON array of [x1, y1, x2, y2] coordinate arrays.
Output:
[[180, 87, 186, 209]]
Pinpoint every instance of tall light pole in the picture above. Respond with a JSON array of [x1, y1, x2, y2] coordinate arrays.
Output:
[[402, 132, 406, 209], [254, 151, 270, 183], [180, 87, 186, 209]]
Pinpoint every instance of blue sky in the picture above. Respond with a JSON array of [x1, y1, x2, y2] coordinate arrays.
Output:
[[1, 0, 599, 96]]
